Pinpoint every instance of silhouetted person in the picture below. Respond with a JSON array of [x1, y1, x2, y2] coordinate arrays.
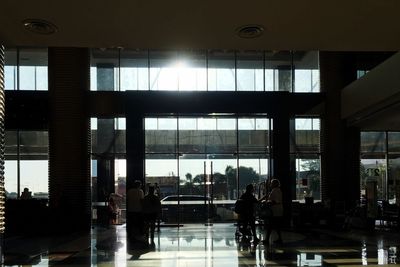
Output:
[[127, 180, 144, 241], [108, 197, 119, 225], [154, 183, 161, 197], [20, 187, 32, 199], [239, 184, 260, 243], [142, 186, 161, 245], [263, 179, 283, 245]]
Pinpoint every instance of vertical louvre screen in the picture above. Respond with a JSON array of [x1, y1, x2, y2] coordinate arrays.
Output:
[[0, 44, 6, 265], [0, 45, 6, 234]]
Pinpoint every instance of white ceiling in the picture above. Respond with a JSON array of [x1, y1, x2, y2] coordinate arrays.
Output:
[[1, 0, 400, 50]]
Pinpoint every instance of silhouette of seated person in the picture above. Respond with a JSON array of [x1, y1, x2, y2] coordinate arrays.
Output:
[[20, 187, 32, 199]]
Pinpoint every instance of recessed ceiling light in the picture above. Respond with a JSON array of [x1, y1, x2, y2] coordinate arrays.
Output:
[[236, 24, 264, 39], [22, 19, 58, 35]]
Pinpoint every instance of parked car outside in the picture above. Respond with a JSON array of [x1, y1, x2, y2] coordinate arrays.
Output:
[[160, 195, 218, 223]]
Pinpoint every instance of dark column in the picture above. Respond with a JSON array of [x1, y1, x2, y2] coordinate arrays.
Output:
[[344, 127, 361, 205], [0, 45, 6, 264], [48, 48, 91, 232], [319, 52, 359, 211], [125, 109, 144, 237], [272, 112, 291, 222], [126, 111, 145, 188]]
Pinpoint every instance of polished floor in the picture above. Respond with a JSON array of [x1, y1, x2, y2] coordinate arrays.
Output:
[[3, 223, 400, 266]]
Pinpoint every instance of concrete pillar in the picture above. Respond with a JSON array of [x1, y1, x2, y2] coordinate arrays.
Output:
[[319, 52, 359, 210], [126, 111, 145, 188], [272, 112, 292, 222], [48, 47, 91, 232]]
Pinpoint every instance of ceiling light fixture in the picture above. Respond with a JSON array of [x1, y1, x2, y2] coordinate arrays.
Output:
[[236, 24, 264, 39], [22, 19, 58, 35]]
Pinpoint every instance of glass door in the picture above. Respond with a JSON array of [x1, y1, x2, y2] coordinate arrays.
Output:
[[144, 116, 271, 225], [178, 155, 211, 223], [178, 154, 238, 223]]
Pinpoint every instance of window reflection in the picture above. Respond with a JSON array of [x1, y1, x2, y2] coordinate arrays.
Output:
[[297, 253, 323, 266]]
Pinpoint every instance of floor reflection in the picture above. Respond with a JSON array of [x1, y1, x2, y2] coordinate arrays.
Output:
[[3, 223, 400, 266]]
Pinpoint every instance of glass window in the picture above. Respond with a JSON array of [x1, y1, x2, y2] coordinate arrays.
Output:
[[4, 48, 48, 91], [19, 48, 48, 91], [89, 49, 321, 92], [293, 51, 320, 93], [388, 132, 400, 153], [256, 118, 270, 130], [265, 51, 292, 92], [357, 70, 369, 79], [36, 66, 48, 90], [179, 118, 197, 130], [120, 50, 149, 91], [158, 118, 177, 130], [388, 155, 400, 204], [238, 118, 256, 130], [19, 66, 35, 90], [91, 118, 126, 155], [238, 155, 269, 199], [145, 155, 178, 177], [209, 156, 238, 200], [198, 118, 217, 130], [91, 48, 119, 91], [239, 118, 270, 154], [208, 50, 235, 91], [295, 157, 321, 200], [4, 161, 17, 198], [217, 118, 236, 130], [179, 118, 237, 155], [291, 118, 321, 201], [4, 130, 49, 199], [150, 50, 178, 91], [145, 118, 177, 153], [293, 118, 320, 153], [19, 131, 49, 159], [145, 118, 158, 130], [360, 131, 400, 203], [177, 51, 207, 91], [360, 157, 386, 200], [4, 49, 17, 90], [361, 132, 386, 153], [145, 116, 271, 222], [20, 160, 48, 198], [236, 51, 263, 91], [115, 118, 126, 130]]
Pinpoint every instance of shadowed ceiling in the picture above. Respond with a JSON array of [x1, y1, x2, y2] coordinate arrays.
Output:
[[1, 0, 400, 50]]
